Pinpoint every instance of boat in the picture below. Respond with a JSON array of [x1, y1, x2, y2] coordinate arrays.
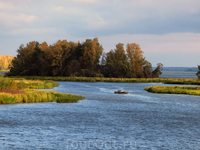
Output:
[[114, 89, 129, 94]]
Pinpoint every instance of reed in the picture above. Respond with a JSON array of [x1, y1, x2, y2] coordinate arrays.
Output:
[[7, 76, 165, 82], [0, 90, 84, 104], [0, 76, 84, 104], [144, 86, 200, 96], [8, 76, 200, 85], [0, 76, 59, 90]]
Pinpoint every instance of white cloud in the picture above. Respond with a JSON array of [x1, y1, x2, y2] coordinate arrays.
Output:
[[0, 0, 200, 67], [0, 12, 37, 27], [73, 0, 96, 3], [9, 27, 58, 36], [0, 1, 15, 11]]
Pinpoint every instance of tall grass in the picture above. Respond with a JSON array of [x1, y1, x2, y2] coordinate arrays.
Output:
[[0, 76, 59, 90], [144, 86, 200, 96], [0, 76, 84, 104], [0, 90, 84, 104]]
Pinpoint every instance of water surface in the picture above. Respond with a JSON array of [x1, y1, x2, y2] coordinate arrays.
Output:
[[0, 82, 200, 149]]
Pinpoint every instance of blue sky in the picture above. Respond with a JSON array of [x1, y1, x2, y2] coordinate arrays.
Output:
[[0, 0, 200, 67]]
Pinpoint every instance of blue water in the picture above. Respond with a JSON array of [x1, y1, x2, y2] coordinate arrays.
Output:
[[0, 82, 200, 149], [160, 71, 197, 79]]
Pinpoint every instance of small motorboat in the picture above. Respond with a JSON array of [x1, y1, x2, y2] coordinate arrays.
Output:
[[114, 89, 129, 94]]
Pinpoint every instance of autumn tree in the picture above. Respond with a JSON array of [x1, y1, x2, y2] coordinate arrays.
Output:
[[7, 39, 162, 78], [126, 43, 146, 77], [83, 38, 103, 71], [0, 55, 14, 70]]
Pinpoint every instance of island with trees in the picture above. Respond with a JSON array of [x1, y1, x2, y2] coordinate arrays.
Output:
[[0, 38, 200, 101], [7, 38, 163, 78]]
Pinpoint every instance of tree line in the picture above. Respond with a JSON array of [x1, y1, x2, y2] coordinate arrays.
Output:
[[0, 55, 14, 70], [8, 38, 163, 78]]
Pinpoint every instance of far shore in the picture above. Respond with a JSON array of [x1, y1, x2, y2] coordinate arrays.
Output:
[[7, 76, 200, 85]]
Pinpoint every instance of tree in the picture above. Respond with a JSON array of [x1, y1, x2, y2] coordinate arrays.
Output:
[[126, 43, 146, 77], [103, 43, 129, 77], [48, 40, 72, 76], [142, 60, 152, 78], [152, 63, 163, 78], [83, 38, 103, 71], [8, 41, 39, 75], [0, 55, 14, 70], [196, 65, 200, 79]]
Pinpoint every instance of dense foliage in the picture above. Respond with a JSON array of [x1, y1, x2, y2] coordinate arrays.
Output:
[[0, 55, 14, 70], [8, 38, 163, 78]]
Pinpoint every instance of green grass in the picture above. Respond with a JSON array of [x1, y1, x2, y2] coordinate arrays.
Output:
[[0, 76, 84, 104], [7, 76, 200, 85], [0, 90, 84, 104], [0, 77, 59, 90], [144, 86, 200, 96]]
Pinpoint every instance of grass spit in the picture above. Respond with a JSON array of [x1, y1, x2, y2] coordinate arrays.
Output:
[[144, 86, 200, 96], [0, 76, 84, 104], [7, 76, 200, 85]]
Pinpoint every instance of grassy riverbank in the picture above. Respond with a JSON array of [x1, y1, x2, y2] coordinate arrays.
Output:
[[0, 77, 84, 104], [8, 76, 200, 85], [0, 90, 84, 104], [145, 86, 200, 96]]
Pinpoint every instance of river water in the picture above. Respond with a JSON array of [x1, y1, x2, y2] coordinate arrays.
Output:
[[0, 81, 200, 149], [160, 71, 197, 79]]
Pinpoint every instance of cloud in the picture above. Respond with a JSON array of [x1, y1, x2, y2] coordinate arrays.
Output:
[[73, 0, 96, 3], [9, 27, 58, 36], [0, 12, 37, 28], [0, 0, 200, 67]]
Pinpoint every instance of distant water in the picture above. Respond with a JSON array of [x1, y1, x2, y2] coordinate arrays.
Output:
[[160, 71, 197, 79], [0, 71, 8, 75]]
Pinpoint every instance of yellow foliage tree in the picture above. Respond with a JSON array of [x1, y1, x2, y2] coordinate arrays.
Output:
[[83, 38, 103, 71], [126, 43, 145, 77], [0, 55, 14, 70]]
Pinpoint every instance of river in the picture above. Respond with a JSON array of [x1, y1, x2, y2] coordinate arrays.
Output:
[[0, 82, 200, 149]]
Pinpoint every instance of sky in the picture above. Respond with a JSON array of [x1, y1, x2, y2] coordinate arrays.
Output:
[[0, 0, 200, 67]]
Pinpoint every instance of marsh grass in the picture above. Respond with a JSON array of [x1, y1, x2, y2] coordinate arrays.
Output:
[[0, 76, 59, 90], [144, 86, 200, 96], [0, 90, 84, 104], [8, 76, 200, 85], [0, 76, 84, 104]]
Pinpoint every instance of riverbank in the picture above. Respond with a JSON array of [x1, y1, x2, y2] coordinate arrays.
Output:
[[145, 86, 200, 96], [0, 77, 84, 104], [8, 76, 200, 85]]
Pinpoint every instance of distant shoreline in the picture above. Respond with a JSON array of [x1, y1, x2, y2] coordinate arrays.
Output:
[[153, 67, 198, 72]]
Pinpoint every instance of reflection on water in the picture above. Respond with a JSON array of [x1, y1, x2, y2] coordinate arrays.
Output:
[[0, 82, 200, 149]]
